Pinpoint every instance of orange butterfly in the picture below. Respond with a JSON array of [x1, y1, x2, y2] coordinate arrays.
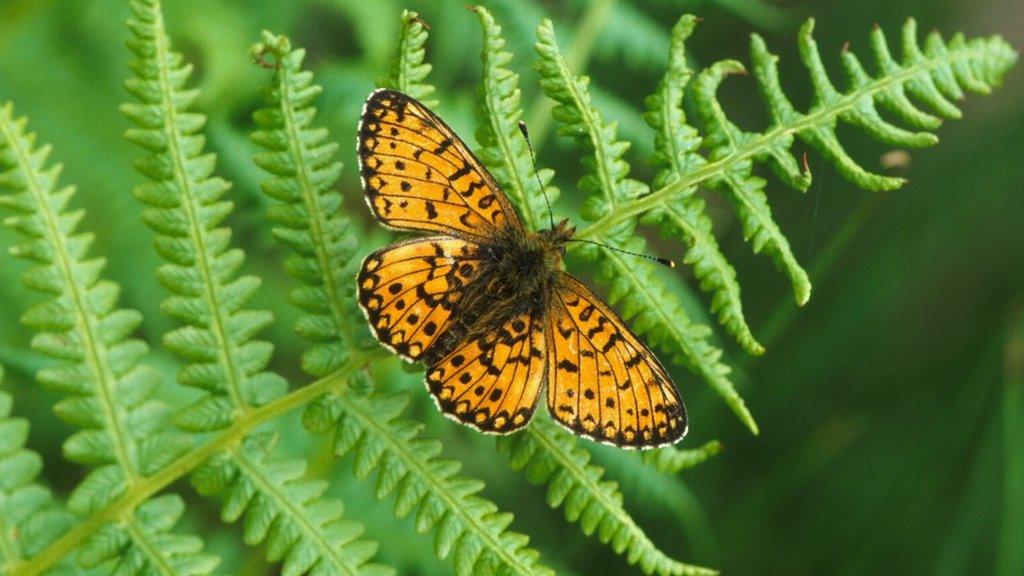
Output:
[[356, 89, 687, 448]]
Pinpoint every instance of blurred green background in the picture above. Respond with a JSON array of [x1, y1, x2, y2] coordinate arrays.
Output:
[[0, 0, 1020, 574]]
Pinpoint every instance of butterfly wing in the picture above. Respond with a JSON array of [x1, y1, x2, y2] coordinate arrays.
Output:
[[546, 273, 687, 448], [358, 236, 484, 362], [425, 310, 546, 434], [358, 89, 523, 240]]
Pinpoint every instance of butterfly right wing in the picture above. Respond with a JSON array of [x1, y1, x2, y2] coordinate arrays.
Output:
[[546, 273, 687, 449], [357, 236, 483, 362], [357, 89, 523, 241]]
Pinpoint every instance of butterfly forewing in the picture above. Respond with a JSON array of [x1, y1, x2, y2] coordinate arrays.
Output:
[[547, 273, 687, 448], [358, 89, 522, 240], [426, 310, 546, 434], [358, 236, 483, 362]]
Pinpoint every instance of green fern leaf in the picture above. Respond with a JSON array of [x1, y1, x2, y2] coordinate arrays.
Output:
[[533, 18, 757, 434], [251, 30, 369, 375], [193, 433, 393, 576], [0, 367, 77, 573], [381, 10, 437, 107], [497, 419, 717, 576], [122, 0, 288, 430], [641, 440, 724, 475], [307, 391, 553, 576], [77, 495, 218, 576], [471, 5, 558, 232], [0, 103, 213, 576], [0, 102, 190, 513], [643, 16, 762, 356]]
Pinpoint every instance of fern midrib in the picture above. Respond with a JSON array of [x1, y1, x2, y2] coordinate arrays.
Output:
[[123, 516, 177, 576], [554, 56, 619, 207], [151, 13, 250, 413], [395, 20, 416, 94], [576, 45, 985, 242], [10, 353, 381, 576], [661, 202, 739, 307], [527, 423, 699, 574], [232, 447, 363, 576], [333, 388, 540, 575], [0, 119, 138, 482], [276, 64, 355, 351]]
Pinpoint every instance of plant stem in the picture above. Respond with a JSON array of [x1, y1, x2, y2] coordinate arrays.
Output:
[[7, 352, 384, 576]]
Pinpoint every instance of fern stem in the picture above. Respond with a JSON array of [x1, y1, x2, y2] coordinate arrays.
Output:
[[577, 43, 992, 244], [527, 422, 717, 576], [330, 389, 543, 575], [149, 2, 250, 414], [0, 109, 138, 482], [10, 352, 384, 576]]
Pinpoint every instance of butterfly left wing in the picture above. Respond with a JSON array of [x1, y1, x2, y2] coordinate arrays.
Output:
[[546, 273, 687, 448], [425, 310, 546, 434], [358, 89, 523, 240], [358, 236, 483, 362]]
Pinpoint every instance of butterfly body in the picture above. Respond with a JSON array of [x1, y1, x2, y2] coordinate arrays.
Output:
[[357, 89, 687, 448]]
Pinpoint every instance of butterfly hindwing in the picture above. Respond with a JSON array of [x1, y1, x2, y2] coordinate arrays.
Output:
[[358, 89, 522, 240], [358, 236, 483, 362], [425, 310, 546, 434], [546, 273, 687, 448]]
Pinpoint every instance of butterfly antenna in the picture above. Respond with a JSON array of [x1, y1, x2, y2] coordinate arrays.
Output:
[[518, 121, 556, 229], [566, 238, 676, 269]]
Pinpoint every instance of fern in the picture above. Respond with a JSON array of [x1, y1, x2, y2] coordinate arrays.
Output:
[[122, 3, 385, 575], [471, 5, 559, 233], [470, 8, 719, 573], [536, 15, 1017, 433], [0, 103, 213, 575], [641, 441, 724, 475], [534, 18, 757, 434], [251, 26, 553, 576], [498, 419, 717, 576], [381, 10, 437, 108], [0, 367, 77, 574]]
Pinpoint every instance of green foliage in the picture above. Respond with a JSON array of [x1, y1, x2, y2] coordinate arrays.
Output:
[[123, 0, 288, 429], [472, 6, 559, 233], [534, 17, 755, 433], [0, 102, 212, 576], [498, 420, 716, 576], [0, 367, 76, 572], [0, 2, 1016, 576], [381, 10, 437, 107]]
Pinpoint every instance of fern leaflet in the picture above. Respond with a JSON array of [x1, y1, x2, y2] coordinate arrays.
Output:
[[642, 441, 724, 475]]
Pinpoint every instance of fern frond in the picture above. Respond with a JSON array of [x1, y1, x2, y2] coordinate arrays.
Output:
[[251, 30, 367, 376], [77, 495, 218, 576], [193, 433, 392, 576], [533, 19, 757, 434], [471, 5, 558, 232], [0, 103, 214, 576], [643, 16, 762, 356], [0, 102, 189, 513], [306, 391, 552, 576], [122, 0, 288, 431], [582, 16, 1017, 305], [381, 10, 437, 107], [123, 6, 391, 576], [641, 441, 723, 475], [497, 419, 717, 576], [0, 367, 76, 573]]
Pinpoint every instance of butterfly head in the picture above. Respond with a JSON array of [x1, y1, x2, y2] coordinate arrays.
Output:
[[540, 218, 576, 259]]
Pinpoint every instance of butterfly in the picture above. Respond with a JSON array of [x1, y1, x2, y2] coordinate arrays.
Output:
[[355, 89, 687, 448]]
